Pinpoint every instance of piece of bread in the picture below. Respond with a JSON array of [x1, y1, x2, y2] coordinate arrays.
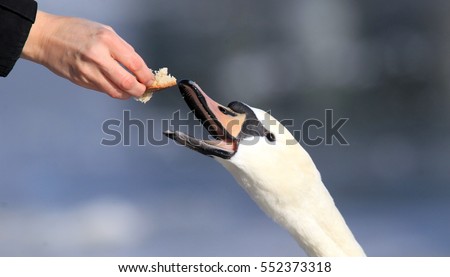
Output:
[[136, 67, 177, 103]]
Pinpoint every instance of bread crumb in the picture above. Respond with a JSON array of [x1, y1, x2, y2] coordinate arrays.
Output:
[[136, 67, 177, 103]]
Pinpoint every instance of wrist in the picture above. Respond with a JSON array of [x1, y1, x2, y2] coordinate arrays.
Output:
[[21, 11, 58, 64]]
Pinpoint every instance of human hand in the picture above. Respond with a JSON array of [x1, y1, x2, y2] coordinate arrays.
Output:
[[21, 11, 154, 99]]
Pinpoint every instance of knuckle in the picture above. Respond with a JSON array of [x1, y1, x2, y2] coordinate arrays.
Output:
[[96, 25, 115, 42], [119, 74, 136, 91], [80, 43, 103, 62], [81, 26, 116, 61], [124, 42, 135, 52], [127, 55, 143, 72], [83, 46, 100, 60], [103, 25, 115, 32]]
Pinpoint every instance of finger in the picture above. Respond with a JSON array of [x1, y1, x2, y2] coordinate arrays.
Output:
[[74, 79, 131, 100], [100, 58, 147, 97], [108, 37, 154, 86], [72, 67, 132, 100], [96, 79, 132, 100]]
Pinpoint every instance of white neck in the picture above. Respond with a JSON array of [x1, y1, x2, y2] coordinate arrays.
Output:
[[217, 144, 365, 257], [280, 179, 366, 257]]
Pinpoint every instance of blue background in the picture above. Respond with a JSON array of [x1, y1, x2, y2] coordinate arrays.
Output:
[[1, 0, 449, 256]]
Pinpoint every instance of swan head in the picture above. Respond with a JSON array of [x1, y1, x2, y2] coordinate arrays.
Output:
[[164, 80, 298, 162], [164, 80, 365, 256], [164, 80, 319, 188]]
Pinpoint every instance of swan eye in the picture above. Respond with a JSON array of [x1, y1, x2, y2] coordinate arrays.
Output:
[[266, 132, 276, 142]]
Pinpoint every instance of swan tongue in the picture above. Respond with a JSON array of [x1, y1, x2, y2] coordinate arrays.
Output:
[[163, 130, 235, 159]]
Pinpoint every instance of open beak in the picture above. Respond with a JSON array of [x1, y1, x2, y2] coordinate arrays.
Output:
[[164, 80, 247, 159]]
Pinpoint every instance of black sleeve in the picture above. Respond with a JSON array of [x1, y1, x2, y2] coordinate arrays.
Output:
[[0, 0, 38, 77]]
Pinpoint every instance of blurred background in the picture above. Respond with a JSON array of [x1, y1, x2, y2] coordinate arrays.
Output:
[[1, 0, 449, 256]]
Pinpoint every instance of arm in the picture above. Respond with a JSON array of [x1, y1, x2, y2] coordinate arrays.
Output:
[[21, 11, 154, 99]]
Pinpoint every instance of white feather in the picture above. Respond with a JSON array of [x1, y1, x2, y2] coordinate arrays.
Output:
[[217, 107, 365, 256]]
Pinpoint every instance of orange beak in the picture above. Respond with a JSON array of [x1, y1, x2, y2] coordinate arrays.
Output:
[[164, 80, 247, 159]]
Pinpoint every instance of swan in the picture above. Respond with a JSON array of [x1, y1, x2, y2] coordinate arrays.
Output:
[[164, 80, 366, 257]]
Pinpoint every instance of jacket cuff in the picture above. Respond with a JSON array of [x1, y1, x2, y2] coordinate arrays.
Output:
[[0, 0, 37, 22], [0, 0, 38, 77]]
